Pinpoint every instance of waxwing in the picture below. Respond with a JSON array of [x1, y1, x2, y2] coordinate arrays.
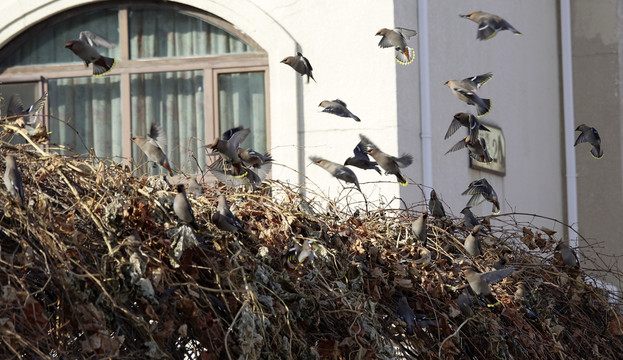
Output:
[[444, 73, 493, 117], [281, 52, 315, 83], [574, 124, 603, 159], [65, 31, 117, 77], [376, 27, 417, 65], [460, 11, 522, 40], [131, 123, 173, 176], [310, 156, 361, 192], [319, 99, 361, 122]]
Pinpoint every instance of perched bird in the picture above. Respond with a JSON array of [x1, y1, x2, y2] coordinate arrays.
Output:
[[344, 140, 381, 174], [173, 184, 198, 229], [463, 267, 515, 307], [210, 160, 271, 191], [574, 124, 603, 159], [444, 73, 493, 117], [319, 100, 361, 122], [310, 156, 361, 192], [428, 189, 446, 218], [3, 155, 24, 208], [555, 242, 580, 268], [445, 135, 493, 163], [395, 296, 417, 335], [131, 123, 173, 176], [212, 194, 242, 234], [460, 11, 522, 40], [464, 225, 483, 256], [238, 148, 273, 168], [457, 290, 474, 317], [360, 134, 413, 186], [209, 128, 250, 175], [281, 52, 315, 83], [376, 27, 418, 65], [461, 207, 482, 231], [283, 239, 315, 269], [462, 178, 500, 214], [411, 210, 428, 246], [65, 31, 117, 77], [188, 177, 204, 196], [444, 112, 490, 140]]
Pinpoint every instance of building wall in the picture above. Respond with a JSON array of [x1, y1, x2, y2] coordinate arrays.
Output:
[[0, 1, 566, 224]]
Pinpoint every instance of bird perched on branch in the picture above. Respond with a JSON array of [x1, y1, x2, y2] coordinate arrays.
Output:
[[574, 124, 603, 159], [464, 225, 483, 256], [310, 156, 361, 192], [209, 127, 250, 176], [131, 123, 173, 176], [446, 135, 493, 163], [445, 73, 493, 117], [463, 267, 515, 307], [319, 100, 361, 122], [212, 194, 243, 234], [281, 52, 315, 83], [462, 178, 500, 214], [3, 154, 24, 208], [411, 210, 428, 246], [344, 140, 381, 174], [65, 31, 117, 77], [460, 11, 522, 40], [359, 134, 413, 186], [428, 189, 446, 219], [444, 112, 490, 140], [555, 242, 579, 268], [173, 184, 199, 230], [376, 27, 418, 65]]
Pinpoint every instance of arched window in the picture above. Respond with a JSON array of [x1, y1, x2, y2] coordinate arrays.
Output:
[[0, 2, 268, 175]]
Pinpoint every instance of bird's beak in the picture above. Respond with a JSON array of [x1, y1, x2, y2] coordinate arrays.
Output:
[[280, 58, 287, 63], [459, 14, 468, 18], [65, 42, 72, 48]]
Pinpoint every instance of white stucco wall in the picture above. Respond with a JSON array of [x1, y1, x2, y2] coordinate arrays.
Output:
[[0, 0, 566, 225]]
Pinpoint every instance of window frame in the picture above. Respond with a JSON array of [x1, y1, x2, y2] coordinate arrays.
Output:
[[0, 1, 269, 166]]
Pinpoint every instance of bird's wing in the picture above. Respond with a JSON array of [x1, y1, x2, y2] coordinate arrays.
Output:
[[396, 27, 418, 39], [394, 153, 413, 168], [228, 128, 251, 149], [477, 20, 498, 40], [466, 194, 485, 208], [574, 131, 588, 146], [332, 99, 348, 107], [222, 126, 244, 141], [6, 94, 25, 116], [446, 138, 467, 154], [444, 118, 463, 139], [377, 36, 395, 48], [301, 54, 313, 71], [148, 123, 167, 149], [26, 92, 48, 126], [463, 72, 493, 89], [322, 104, 347, 117], [359, 134, 379, 150], [352, 141, 371, 160], [482, 267, 515, 285], [79, 31, 117, 48]]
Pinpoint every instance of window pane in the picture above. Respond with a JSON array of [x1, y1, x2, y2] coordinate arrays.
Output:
[[2, 9, 119, 67], [48, 76, 122, 158], [129, 8, 252, 59], [218, 72, 266, 153], [131, 71, 205, 175]]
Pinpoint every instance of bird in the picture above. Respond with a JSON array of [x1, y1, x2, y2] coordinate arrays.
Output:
[[444, 73, 493, 117], [283, 239, 315, 269], [131, 123, 173, 176], [238, 148, 273, 168], [395, 296, 417, 335], [65, 31, 117, 77], [173, 184, 198, 229], [281, 52, 315, 83], [310, 156, 361, 192], [444, 112, 490, 140], [460, 207, 482, 231], [464, 225, 483, 256], [209, 127, 250, 176], [359, 134, 413, 186], [428, 189, 446, 218], [212, 194, 243, 234], [463, 267, 515, 307], [459, 11, 522, 40], [5, 92, 49, 143], [318, 100, 361, 122], [188, 177, 204, 196], [210, 160, 271, 191], [221, 126, 244, 141], [462, 178, 500, 214], [445, 135, 493, 163], [375, 27, 418, 65], [3, 154, 24, 208], [457, 290, 474, 317], [574, 124, 603, 159], [411, 210, 428, 246], [555, 242, 579, 268], [344, 140, 381, 174]]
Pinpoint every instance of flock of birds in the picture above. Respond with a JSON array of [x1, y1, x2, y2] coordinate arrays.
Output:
[[0, 9, 598, 334]]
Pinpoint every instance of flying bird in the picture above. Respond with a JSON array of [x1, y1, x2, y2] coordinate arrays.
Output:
[[319, 99, 361, 122], [65, 31, 117, 77], [462, 178, 500, 214], [463, 267, 515, 307], [460, 11, 522, 40], [344, 140, 381, 174], [359, 134, 413, 185], [574, 124, 603, 159], [310, 156, 361, 192], [376, 27, 418, 65], [209, 127, 250, 176], [444, 73, 493, 117], [283, 239, 315, 270], [3, 155, 24, 208], [445, 135, 493, 163], [5, 92, 49, 142], [238, 148, 273, 168], [131, 123, 173, 176], [281, 52, 315, 83], [210, 160, 271, 191], [444, 112, 490, 140]]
